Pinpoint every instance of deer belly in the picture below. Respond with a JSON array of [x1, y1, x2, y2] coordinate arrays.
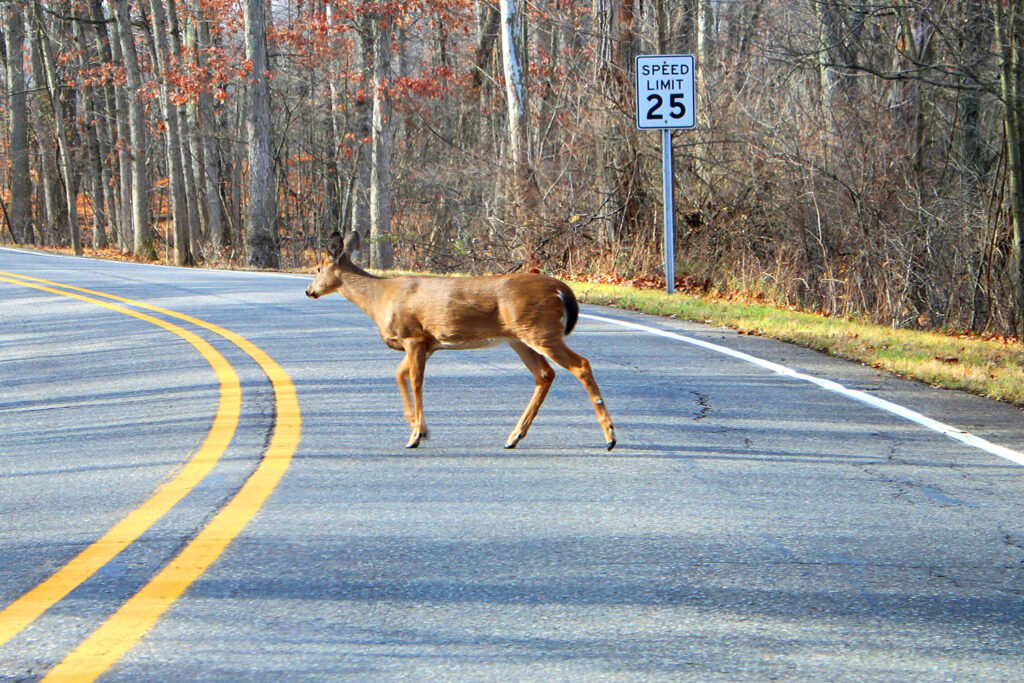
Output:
[[437, 335, 508, 350]]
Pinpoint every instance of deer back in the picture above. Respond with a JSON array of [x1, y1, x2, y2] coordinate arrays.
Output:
[[380, 273, 577, 350]]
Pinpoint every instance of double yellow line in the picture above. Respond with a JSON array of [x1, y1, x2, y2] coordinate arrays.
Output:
[[0, 271, 301, 681]]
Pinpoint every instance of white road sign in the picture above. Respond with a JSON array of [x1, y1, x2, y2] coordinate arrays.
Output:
[[635, 54, 696, 130]]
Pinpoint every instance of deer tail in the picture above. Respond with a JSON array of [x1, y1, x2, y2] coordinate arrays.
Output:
[[559, 286, 579, 336]]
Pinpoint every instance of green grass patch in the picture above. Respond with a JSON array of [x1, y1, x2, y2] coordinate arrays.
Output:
[[569, 280, 1024, 407]]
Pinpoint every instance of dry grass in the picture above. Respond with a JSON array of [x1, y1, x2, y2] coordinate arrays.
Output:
[[570, 280, 1024, 407]]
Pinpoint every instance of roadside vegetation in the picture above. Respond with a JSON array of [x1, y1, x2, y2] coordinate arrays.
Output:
[[569, 279, 1024, 409]]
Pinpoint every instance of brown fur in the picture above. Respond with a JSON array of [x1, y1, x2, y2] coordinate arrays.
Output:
[[306, 231, 615, 450]]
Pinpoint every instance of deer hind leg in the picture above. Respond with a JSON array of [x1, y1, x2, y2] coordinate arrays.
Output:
[[396, 344, 430, 448], [533, 338, 616, 451], [505, 341, 556, 449]]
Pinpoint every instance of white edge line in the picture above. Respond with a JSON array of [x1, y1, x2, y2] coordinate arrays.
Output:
[[580, 312, 1024, 467]]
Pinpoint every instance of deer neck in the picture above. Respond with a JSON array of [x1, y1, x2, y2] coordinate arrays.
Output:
[[338, 258, 393, 322]]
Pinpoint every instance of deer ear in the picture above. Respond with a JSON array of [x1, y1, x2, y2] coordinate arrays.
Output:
[[343, 231, 362, 260], [327, 231, 344, 260]]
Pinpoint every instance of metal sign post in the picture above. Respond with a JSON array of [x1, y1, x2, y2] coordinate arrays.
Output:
[[661, 129, 675, 294], [635, 54, 696, 295]]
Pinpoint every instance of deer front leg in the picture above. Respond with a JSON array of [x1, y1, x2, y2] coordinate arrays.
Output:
[[399, 341, 430, 448], [505, 341, 555, 449], [395, 355, 417, 442]]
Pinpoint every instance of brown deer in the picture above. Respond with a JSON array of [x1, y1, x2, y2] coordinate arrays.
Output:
[[305, 231, 616, 451]]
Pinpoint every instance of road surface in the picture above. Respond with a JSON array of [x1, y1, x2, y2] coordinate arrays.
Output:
[[2, 246, 1024, 681]]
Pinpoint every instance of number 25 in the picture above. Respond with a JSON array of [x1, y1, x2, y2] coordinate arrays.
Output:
[[646, 93, 686, 120]]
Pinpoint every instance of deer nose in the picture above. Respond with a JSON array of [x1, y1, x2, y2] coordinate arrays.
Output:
[[305, 287, 318, 299]]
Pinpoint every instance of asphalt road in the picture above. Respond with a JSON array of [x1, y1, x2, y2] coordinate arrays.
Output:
[[3, 246, 1024, 681]]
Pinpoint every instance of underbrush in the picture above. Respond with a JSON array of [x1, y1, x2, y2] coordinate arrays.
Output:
[[569, 279, 1024, 408]]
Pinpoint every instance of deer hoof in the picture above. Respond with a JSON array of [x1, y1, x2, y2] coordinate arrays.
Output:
[[504, 433, 522, 449], [606, 439, 617, 451]]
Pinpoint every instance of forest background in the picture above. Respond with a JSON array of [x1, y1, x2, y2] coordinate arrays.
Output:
[[4, 0, 1024, 336]]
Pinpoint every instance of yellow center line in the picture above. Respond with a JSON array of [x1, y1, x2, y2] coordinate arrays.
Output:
[[0, 272, 302, 682], [0, 274, 241, 649]]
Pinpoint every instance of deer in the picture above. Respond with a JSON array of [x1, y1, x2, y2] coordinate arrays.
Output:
[[305, 231, 616, 451]]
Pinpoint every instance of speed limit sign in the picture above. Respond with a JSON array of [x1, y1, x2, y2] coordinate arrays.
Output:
[[635, 54, 696, 294], [635, 54, 696, 130]]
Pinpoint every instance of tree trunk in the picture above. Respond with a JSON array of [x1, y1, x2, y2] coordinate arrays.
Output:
[[148, 0, 193, 266], [995, 0, 1024, 333], [88, 0, 120, 251], [244, 0, 280, 268], [106, 2, 134, 252], [594, 0, 642, 245], [189, 0, 226, 253], [72, 4, 108, 250], [32, 1, 81, 255], [696, 0, 715, 76], [960, 0, 992, 187], [350, 13, 372, 242], [3, 3, 32, 244], [534, 0, 559, 163], [473, 3, 500, 86], [468, 3, 500, 155], [28, 34, 62, 245], [499, 0, 537, 212], [112, 0, 153, 258], [812, 0, 863, 108], [694, 0, 715, 195], [369, 11, 393, 269], [319, 0, 343, 240], [230, 95, 245, 252], [164, 0, 201, 261]]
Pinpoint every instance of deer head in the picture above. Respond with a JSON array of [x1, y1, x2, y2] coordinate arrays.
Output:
[[305, 231, 361, 299]]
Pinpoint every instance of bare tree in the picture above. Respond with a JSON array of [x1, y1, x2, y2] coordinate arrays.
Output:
[[244, 0, 280, 268], [31, 0, 81, 255], [3, 2, 32, 244], [995, 0, 1024, 332], [188, 0, 227, 254], [499, 0, 537, 211], [149, 0, 193, 265], [594, 0, 645, 244], [111, 0, 153, 258], [72, 14, 108, 251], [369, 7, 393, 269], [351, 12, 373, 243]]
